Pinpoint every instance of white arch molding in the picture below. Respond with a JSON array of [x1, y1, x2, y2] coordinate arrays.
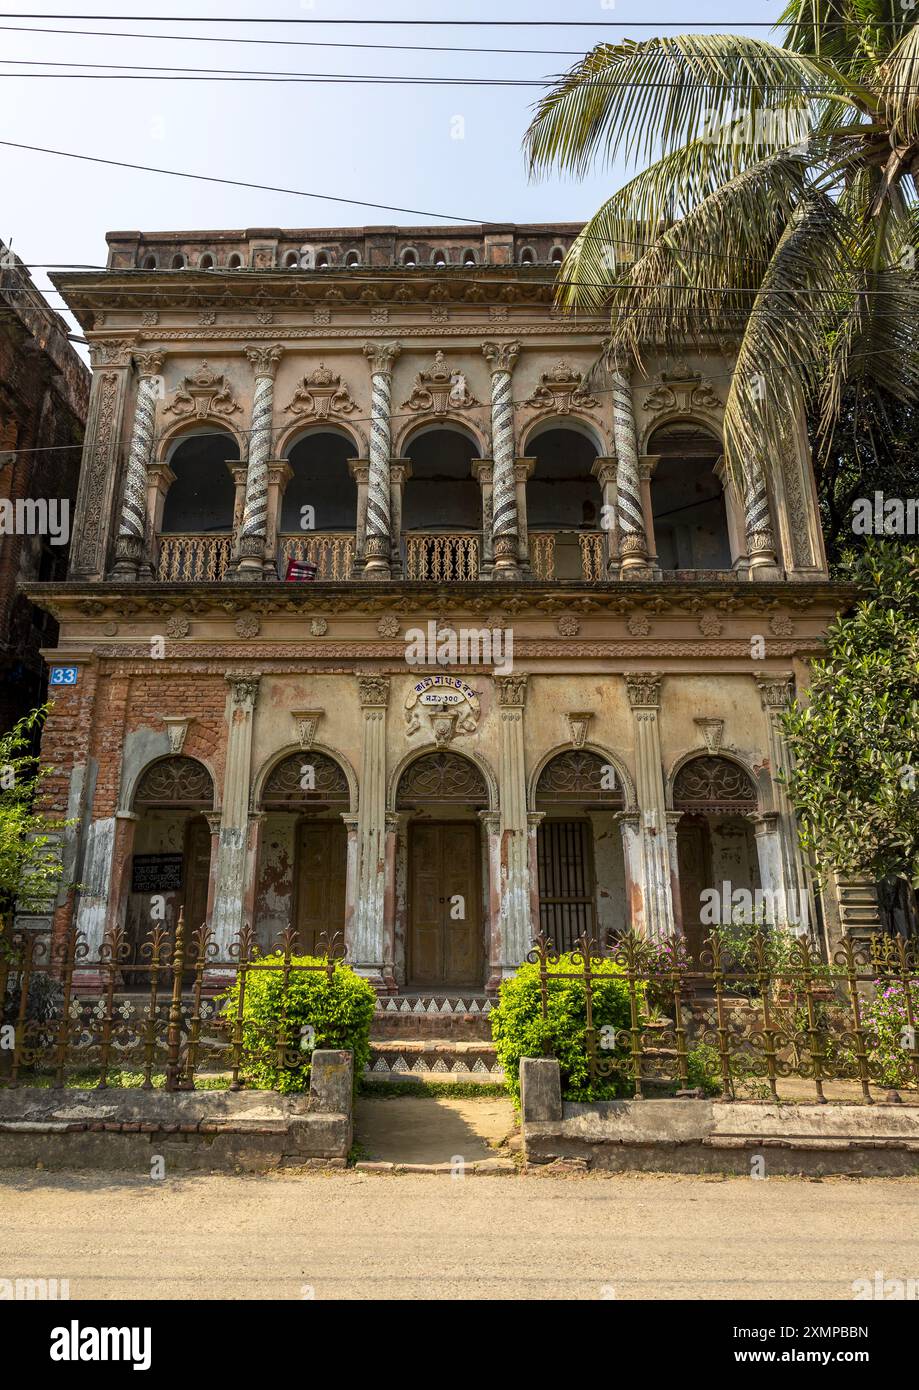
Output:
[[158, 417, 247, 468], [638, 408, 722, 458], [527, 742, 638, 813], [665, 747, 766, 812], [387, 744, 499, 814], [519, 411, 611, 458], [251, 742, 360, 816], [275, 416, 369, 460], [393, 413, 490, 461]]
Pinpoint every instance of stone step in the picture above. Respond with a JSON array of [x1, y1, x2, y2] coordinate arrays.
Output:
[[371, 995, 494, 1042], [366, 1039, 505, 1083]]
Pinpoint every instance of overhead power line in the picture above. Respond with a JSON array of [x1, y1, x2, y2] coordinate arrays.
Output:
[[0, 13, 913, 26], [0, 139, 485, 223]]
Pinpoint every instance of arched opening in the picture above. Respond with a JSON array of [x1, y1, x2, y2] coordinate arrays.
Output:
[[648, 421, 732, 571], [403, 427, 482, 581], [253, 752, 350, 955], [673, 755, 760, 963], [401, 247, 418, 267], [141, 254, 157, 270], [227, 253, 243, 269], [126, 756, 215, 973], [198, 252, 215, 270], [550, 246, 565, 265], [345, 250, 361, 268], [519, 247, 536, 266], [535, 750, 626, 949], [171, 253, 185, 269], [281, 430, 357, 579], [158, 431, 238, 581], [283, 250, 299, 269], [526, 426, 604, 581], [462, 249, 477, 266], [395, 751, 489, 988], [432, 249, 447, 267], [315, 251, 330, 270]]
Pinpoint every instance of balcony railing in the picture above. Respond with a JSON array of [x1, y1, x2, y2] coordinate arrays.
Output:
[[280, 532, 355, 580], [157, 532, 233, 582], [405, 532, 480, 582], [530, 531, 606, 582]]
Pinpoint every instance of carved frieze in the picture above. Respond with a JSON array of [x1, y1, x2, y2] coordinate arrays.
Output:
[[283, 363, 358, 420], [164, 362, 241, 420], [401, 351, 480, 415]]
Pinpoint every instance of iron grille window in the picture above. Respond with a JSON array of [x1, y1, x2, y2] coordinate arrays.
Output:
[[537, 819, 596, 952]]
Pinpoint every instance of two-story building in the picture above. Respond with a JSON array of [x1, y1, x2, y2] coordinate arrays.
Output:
[[23, 221, 876, 997]]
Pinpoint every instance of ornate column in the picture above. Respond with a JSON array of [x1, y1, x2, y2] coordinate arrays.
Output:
[[496, 674, 531, 973], [591, 456, 619, 577], [744, 459, 780, 579], [625, 673, 675, 940], [341, 812, 360, 958], [388, 457, 411, 579], [527, 809, 545, 941], [756, 674, 808, 929], [752, 811, 786, 925], [472, 457, 494, 577], [610, 355, 651, 575], [204, 811, 222, 926], [382, 811, 404, 990], [714, 456, 748, 572], [616, 811, 646, 936], [70, 340, 136, 580], [211, 672, 260, 953], [144, 459, 174, 580], [480, 810, 503, 991], [111, 349, 164, 579], [514, 457, 535, 571], [235, 344, 283, 578], [348, 457, 370, 568], [362, 341, 402, 580], [353, 676, 390, 983], [637, 454, 662, 575], [264, 458, 293, 578], [482, 341, 522, 579]]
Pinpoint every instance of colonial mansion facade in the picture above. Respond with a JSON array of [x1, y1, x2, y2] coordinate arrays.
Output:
[[24, 222, 872, 994]]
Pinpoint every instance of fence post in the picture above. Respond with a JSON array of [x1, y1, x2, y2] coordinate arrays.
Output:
[[165, 907, 187, 1093]]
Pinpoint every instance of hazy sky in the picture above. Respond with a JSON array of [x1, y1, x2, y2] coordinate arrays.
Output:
[[1, 0, 786, 345]]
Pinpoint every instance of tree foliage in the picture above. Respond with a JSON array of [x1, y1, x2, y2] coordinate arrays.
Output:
[[781, 542, 919, 886], [524, 1, 919, 495], [0, 705, 71, 914]]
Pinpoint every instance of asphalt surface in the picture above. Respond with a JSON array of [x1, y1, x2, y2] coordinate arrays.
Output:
[[2, 1167, 917, 1300]]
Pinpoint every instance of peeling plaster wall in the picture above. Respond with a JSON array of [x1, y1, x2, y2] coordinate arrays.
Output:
[[254, 812, 296, 951]]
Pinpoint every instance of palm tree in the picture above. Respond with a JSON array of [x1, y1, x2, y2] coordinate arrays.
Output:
[[524, 0, 919, 489]]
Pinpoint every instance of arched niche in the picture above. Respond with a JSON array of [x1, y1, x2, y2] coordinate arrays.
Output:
[[160, 428, 239, 535], [647, 420, 732, 571], [389, 746, 497, 813], [280, 428, 358, 534], [402, 425, 483, 534]]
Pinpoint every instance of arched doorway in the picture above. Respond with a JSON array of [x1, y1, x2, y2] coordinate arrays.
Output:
[[159, 430, 239, 580], [396, 751, 489, 988], [281, 430, 357, 579], [127, 755, 215, 969], [525, 426, 603, 580], [534, 750, 625, 949], [648, 422, 732, 571], [255, 751, 351, 954], [673, 755, 760, 961], [403, 427, 481, 580]]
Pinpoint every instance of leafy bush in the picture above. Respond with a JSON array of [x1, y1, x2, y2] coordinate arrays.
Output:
[[219, 956, 376, 1094], [490, 953, 636, 1102], [852, 981, 918, 1091]]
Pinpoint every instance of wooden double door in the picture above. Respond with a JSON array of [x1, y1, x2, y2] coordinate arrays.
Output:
[[295, 820, 347, 954], [409, 822, 482, 988]]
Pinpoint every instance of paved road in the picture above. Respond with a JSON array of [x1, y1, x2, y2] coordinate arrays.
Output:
[[2, 1169, 917, 1300]]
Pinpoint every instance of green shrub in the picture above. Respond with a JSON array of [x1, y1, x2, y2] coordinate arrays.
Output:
[[219, 956, 376, 1093], [490, 953, 636, 1102], [847, 981, 918, 1091]]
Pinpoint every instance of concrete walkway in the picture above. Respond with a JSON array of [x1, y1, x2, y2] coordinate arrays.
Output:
[[354, 1095, 515, 1164]]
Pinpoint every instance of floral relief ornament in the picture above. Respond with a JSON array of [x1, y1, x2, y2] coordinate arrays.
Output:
[[310, 617, 328, 636], [698, 611, 723, 636], [557, 615, 580, 637], [377, 615, 400, 638], [235, 614, 260, 639], [165, 614, 190, 639]]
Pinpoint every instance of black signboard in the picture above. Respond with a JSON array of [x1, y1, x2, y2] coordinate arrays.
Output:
[[131, 853, 184, 893]]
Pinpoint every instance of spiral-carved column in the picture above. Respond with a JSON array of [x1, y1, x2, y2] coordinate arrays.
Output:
[[482, 341, 521, 580], [362, 341, 402, 580], [610, 356, 650, 575], [111, 350, 163, 578], [236, 344, 283, 577], [744, 463, 779, 578]]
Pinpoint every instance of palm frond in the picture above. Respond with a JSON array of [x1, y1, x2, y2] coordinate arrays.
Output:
[[879, 22, 919, 145], [524, 34, 826, 178]]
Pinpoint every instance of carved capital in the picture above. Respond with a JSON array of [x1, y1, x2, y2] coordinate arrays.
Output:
[[88, 338, 135, 368], [362, 340, 402, 375], [756, 674, 794, 711], [482, 340, 520, 375], [358, 675, 390, 708], [226, 671, 261, 711], [134, 350, 165, 378], [496, 673, 528, 707], [625, 672, 661, 709], [244, 343, 284, 379]]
